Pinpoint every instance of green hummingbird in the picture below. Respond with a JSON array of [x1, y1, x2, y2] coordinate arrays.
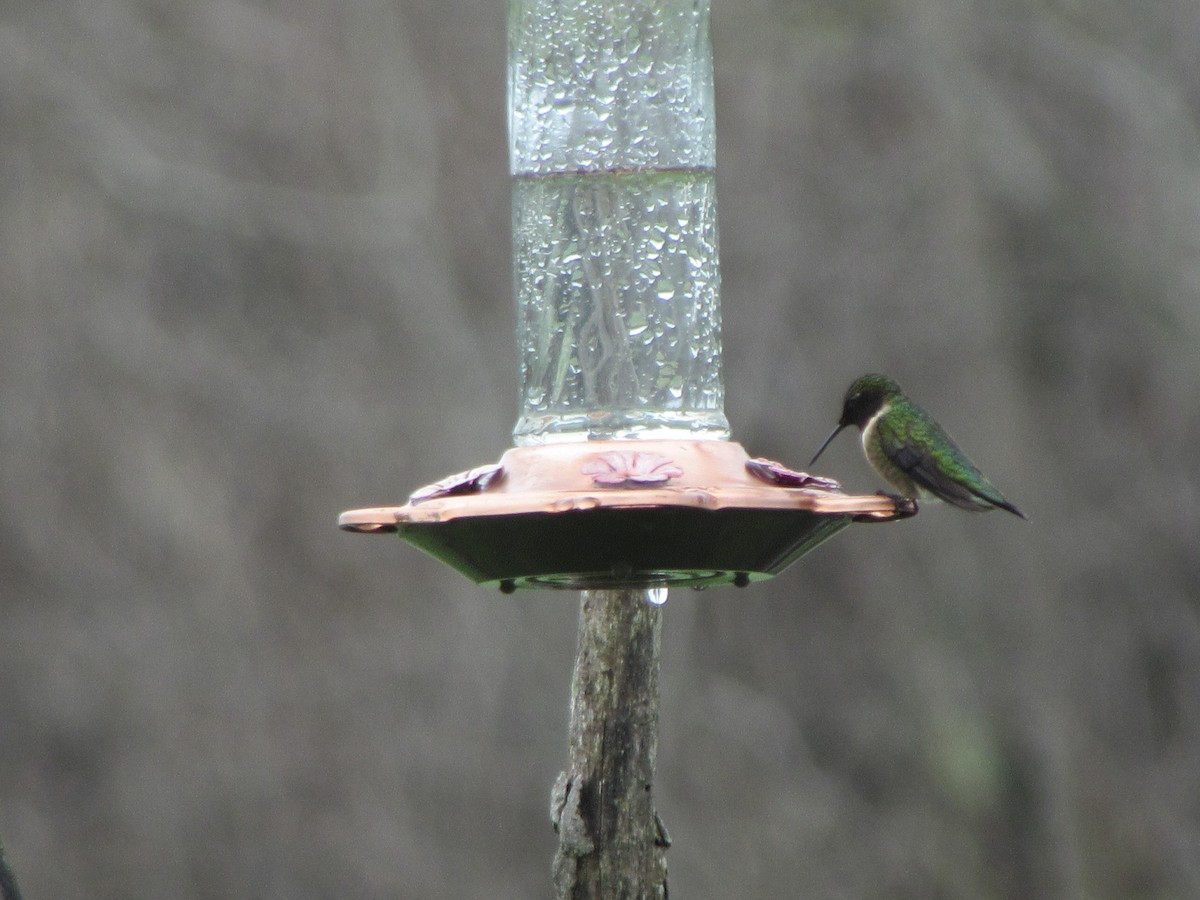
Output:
[[810, 374, 1027, 519]]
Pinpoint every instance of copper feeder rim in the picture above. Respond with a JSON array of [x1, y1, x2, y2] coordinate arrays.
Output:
[[338, 440, 915, 532]]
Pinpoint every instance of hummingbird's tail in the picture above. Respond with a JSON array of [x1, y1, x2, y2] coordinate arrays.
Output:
[[993, 497, 1028, 520]]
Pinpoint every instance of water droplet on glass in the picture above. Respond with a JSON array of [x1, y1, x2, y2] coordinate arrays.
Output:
[[511, 170, 727, 443]]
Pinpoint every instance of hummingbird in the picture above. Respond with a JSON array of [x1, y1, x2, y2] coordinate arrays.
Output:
[[810, 373, 1026, 519]]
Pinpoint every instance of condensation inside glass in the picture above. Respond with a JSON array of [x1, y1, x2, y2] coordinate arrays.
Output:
[[509, 0, 714, 174], [512, 170, 728, 444]]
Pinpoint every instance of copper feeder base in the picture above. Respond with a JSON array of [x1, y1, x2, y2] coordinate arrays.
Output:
[[339, 440, 915, 591]]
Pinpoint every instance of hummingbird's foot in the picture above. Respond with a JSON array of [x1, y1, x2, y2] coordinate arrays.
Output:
[[854, 491, 918, 522]]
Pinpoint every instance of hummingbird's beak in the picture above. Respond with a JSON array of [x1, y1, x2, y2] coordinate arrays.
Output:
[[809, 424, 845, 467]]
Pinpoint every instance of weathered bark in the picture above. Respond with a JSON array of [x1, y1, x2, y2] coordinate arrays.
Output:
[[551, 589, 669, 899]]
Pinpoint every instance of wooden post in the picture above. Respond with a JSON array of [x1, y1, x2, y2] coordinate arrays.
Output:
[[551, 589, 669, 899]]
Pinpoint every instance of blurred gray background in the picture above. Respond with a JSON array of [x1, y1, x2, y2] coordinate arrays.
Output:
[[3, 1, 1200, 897]]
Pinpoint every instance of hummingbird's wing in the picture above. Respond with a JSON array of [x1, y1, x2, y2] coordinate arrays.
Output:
[[875, 408, 1012, 512]]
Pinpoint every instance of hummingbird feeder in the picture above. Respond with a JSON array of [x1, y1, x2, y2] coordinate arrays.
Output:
[[339, 0, 914, 591]]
